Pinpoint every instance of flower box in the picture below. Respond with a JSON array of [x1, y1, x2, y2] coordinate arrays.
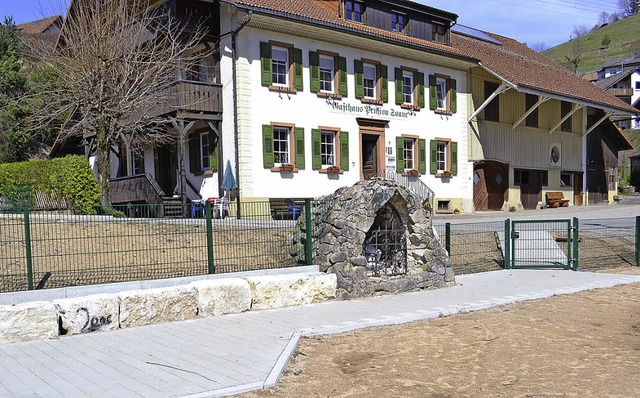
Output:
[[279, 164, 294, 172], [440, 171, 452, 178], [404, 169, 420, 177], [326, 166, 341, 174]]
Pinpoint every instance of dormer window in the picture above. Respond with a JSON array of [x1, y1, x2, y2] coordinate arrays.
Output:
[[432, 22, 447, 43], [391, 12, 406, 33], [345, 1, 364, 23]]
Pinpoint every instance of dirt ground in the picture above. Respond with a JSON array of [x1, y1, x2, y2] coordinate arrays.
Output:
[[247, 267, 640, 398]]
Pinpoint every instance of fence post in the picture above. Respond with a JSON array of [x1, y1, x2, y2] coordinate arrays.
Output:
[[305, 199, 313, 265], [572, 217, 579, 271], [24, 207, 34, 290], [205, 201, 215, 274], [636, 216, 640, 266], [504, 219, 511, 269], [445, 223, 451, 256]]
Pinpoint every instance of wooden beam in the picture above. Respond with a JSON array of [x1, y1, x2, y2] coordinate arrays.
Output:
[[549, 104, 583, 134], [583, 111, 613, 137], [512, 96, 549, 129], [467, 82, 510, 123]]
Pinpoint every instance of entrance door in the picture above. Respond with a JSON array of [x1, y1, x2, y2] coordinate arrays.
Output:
[[473, 161, 508, 211], [362, 134, 378, 180], [154, 144, 177, 196], [521, 170, 542, 210]]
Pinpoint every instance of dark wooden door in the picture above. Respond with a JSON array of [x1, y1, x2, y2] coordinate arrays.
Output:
[[473, 166, 488, 211], [474, 162, 508, 211], [362, 135, 378, 180], [154, 144, 177, 196], [521, 171, 542, 210], [573, 173, 583, 206]]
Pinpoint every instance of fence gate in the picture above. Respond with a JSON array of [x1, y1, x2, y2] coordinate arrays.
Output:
[[505, 218, 578, 270]]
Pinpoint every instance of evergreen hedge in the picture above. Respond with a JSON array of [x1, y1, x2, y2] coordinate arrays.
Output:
[[0, 155, 101, 214]]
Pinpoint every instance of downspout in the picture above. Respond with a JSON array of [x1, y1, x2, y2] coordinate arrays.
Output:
[[230, 10, 252, 218]]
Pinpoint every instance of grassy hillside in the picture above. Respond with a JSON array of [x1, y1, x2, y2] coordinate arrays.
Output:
[[543, 12, 640, 75]]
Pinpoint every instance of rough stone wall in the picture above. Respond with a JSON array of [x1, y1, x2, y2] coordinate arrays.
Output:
[[294, 178, 453, 299]]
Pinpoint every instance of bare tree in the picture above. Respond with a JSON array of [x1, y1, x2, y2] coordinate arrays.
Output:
[[565, 36, 583, 74], [529, 42, 547, 52], [31, 0, 208, 206], [618, 0, 640, 17], [572, 24, 590, 38]]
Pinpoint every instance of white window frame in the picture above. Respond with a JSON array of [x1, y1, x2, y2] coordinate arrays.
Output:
[[200, 132, 210, 171], [402, 71, 414, 105], [436, 77, 447, 110], [272, 126, 290, 165], [319, 54, 335, 93], [363, 63, 377, 100], [436, 140, 448, 173], [403, 138, 415, 170], [271, 46, 289, 87], [320, 130, 336, 167]]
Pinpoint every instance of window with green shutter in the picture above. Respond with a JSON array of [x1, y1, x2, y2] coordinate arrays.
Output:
[[395, 68, 403, 105], [295, 127, 305, 169], [429, 74, 437, 111], [293, 48, 303, 91], [209, 135, 218, 173], [451, 141, 458, 175], [260, 42, 272, 86], [417, 72, 425, 109], [429, 139, 437, 175], [395, 136, 404, 171], [312, 128, 322, 170], [354, 59, 364, 99], [450, 79, 457, 113], [339, 131, 349, 171], [339, 57, 348, 97], [418, 139, 426, 174], [309, 51, 320, 93], [380, 65, 388, 103], [262, 124, 274, 168]]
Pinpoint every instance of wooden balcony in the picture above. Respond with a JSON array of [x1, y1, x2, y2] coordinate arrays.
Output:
[[147, 80, 222, 119], [110, 174, 165, 205], [609, 88, 633, 97]]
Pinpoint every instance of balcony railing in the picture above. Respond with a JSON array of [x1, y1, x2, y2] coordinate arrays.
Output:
[[609, 88, 633, 97], [110, 173, 165, 205], [147, 80, 222, 118]]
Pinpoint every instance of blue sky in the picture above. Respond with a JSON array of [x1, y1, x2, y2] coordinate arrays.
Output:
[[1, 0, 621, 48]]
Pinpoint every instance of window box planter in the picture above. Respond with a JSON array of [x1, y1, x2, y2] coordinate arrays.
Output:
[[439, 171, 453, 178], [279, 164, 294, 172], [326, 166, 341, 174], [403, 169, 420, 177]]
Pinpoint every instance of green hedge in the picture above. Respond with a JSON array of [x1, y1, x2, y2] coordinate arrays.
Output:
[[0, 155, 101, 214]]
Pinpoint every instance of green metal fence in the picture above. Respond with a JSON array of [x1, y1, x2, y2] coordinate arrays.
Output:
[[438, 216, 640, 275], [0, 201, 309, 292]]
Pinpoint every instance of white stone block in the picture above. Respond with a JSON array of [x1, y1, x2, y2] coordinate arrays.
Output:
[[0, 301, 58, 344], [118, 286, 197, 328], [246, 273, 337, 310], [190, 279, 252, 317], [54, 295, 119, 335]]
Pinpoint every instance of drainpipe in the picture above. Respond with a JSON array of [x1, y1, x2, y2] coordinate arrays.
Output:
[[225, 9, 252, 218]]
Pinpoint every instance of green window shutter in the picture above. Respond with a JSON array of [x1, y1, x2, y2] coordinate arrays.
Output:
[[429, 139, 437, 175], [395, 67, 403, 105], [262, 124, 274, 168], [189, 134, 199, 173], [309, 51, 320, 93], [429, 74, 437, 110], [294, 47, 303, 91], [354, 59, 364, 99], [339, 56, 348, 97], [312, 128, 321, 170], [340, 131, 349, 171], [395, 136, 404, 171], [209, 135, 218, 172], [260, 42, 272, 86], [417, 72, 425, 108], [450, 78, 457, 113], [295, 127, 305, 169], [419, 139, 427, 175], [451, 141, 458, 175], [380, 64, 388, 103]]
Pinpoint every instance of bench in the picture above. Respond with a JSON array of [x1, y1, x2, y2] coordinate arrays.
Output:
[[269, 198, 306, 220], [545, 192, 570, 208]]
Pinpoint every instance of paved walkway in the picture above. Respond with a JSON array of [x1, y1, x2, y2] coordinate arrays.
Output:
[[1, 270, 640, 398]]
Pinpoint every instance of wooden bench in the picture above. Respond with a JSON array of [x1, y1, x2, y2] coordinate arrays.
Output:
[[545, 192, 570, 208], [269, 198, 306, 220]]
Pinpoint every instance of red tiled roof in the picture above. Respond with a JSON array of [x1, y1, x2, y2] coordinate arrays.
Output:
[[451, 30, 637, 114], [17, 15, 62, 35], [227, 0, 472, 60]]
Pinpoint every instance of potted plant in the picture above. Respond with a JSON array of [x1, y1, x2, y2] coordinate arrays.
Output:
[[440, 170, 452, 178], [326, 165, 341, 174], [406, 168, 420, 177], [279, 163, 294, 172]]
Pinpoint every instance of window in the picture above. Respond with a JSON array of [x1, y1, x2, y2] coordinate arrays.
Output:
[[396, 136, 425, 174], [525, 94, 538, 128], [514, 169, 548, 186], [260, 41, 303, 92], [429, 74, 456, 114], [484, 81, 500, 122], [262, 124, 305, 170], [560, 172, 572, 187], [345, 1, 363, 22], [392, 12, 406, 33], [312, 129, 350, 171], [271, 46, 288, 86], [320, 130, 336, 166], [432, 22, 447, 43], [429, 139, 458, 176], [561, 101, 572, 132], [273, 127, 290, 165], [131, 150, 145, 175], [185, 55, 216, 83], [404, 138, 414, 170], [609, 167, 617, 191], [635, 81, 640, 90], [395, 68, 423, 109], [319, 55, 334, 93], [363, 63, 376, 99], [402, 71, 414, 105], [200, 132, 210, 170]]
